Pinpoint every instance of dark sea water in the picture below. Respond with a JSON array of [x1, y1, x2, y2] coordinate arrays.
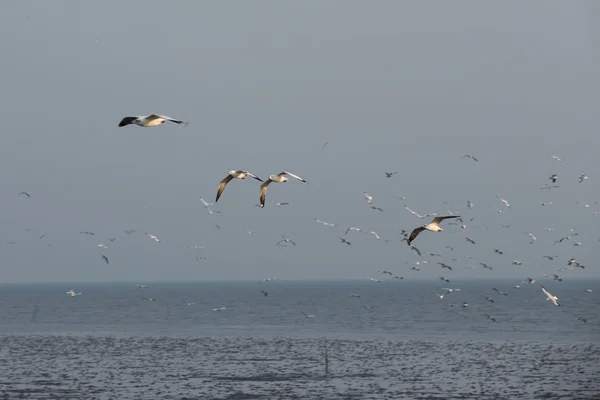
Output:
[[1, 280, 599, 399]]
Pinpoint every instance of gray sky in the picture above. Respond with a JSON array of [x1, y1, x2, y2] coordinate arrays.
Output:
[[0, 1, 598, 283]]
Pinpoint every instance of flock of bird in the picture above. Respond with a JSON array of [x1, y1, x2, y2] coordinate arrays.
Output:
[[11, 116, 595, 324]]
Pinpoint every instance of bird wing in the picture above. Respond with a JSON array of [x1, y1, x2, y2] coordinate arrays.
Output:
[[244, 171, 263, 182], [540, 285, 552, 299], [410, 246, 422, 256], [155, 114, 186, 124], [431, 216, 460, 226], [118, 116, 139, 127], [281, 171, 308, 183], [216, 174, 234, 202], [408, 227, 426, 245], [259, 180, 273, 208]]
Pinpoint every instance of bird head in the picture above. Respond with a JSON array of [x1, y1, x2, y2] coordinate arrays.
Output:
[[438, 228, 444, 232], [282, 176, 288, 182]]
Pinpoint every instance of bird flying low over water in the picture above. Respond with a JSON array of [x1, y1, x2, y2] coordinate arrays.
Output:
[[102, 255, 109, 264], [215, 170, 263, 202], [461, 154, 478, 162], [407, 216, 460, 245], [541, 285, 560, 306], [19, 192, 31, 197], [259, 172, 308, 208], [145, 233, 160, 242], [118, 114, 187, 127]]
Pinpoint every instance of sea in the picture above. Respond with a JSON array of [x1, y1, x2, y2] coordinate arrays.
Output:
[[0, 280, 598, 399]]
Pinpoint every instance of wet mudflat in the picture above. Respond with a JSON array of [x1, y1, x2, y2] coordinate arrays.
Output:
[[1, 335, 599, 399]]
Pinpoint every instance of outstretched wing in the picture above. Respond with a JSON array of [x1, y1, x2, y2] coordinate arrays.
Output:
[[281, 171, 308, 184], [216, 174, 234, 202], [156, 114, 187, 124], [407, 226, 426, 245], [118, 116, 138, 127], [432, 215, 460, 226], [259, 180, 273, 208], [244, 171, 264, 182]]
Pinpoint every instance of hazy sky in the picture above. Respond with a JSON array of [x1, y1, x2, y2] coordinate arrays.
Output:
[[0, 1, 598, 283]]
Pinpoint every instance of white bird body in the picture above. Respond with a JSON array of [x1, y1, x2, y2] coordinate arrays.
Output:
[[364, 192, 373, 204], [118, 114, 187, 127], [541, 285, 560, 306], [145, 233, 160, 242], [215, 170, 263, 202], [65, 289, 82, 297]]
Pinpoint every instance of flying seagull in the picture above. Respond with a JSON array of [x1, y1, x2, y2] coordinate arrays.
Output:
[[345, 227, 362, 235], [276, 237, 296, 246], [492, 288, 507, 296], [549, 174, 558, 183], [215, 170, 263, 202], [579, 171, 588, 183], [65, 289, 82, 297], [438, 263, 453, 270], [407, 216, 460, 245], [461, 154, 478, 162], [540, 285, 560, 306], [301, 311, 315, 318], [145, 233, 160, 242], [102, 255, 109, 264], [315, 218, 337, 227], [18, 192, 31, 197], [550, 154, 563, 162], [118, 114, 187, 127], [384, 172, 398, 178], [340, 238, 351, 246], [465, 237, 476, 244], [259, 172, 308, 208], [364, 192, 373, 204], [80, 231, 95, 236]]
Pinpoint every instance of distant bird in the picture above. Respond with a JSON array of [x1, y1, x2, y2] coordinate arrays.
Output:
[[461, 154, 478, 162], [484, 296, 495, 303], [124, 230, 136, 234], [492, 288, 507, 296], [118, 114, 187, 127], [436, 292, 446, 300], [364, 192, 373, 204], [465, 237, 476, 244], [260, 290, 268, 297], [98, 244, 108, 249], [550, 154, 563, 162], [549, 174, 558, 183], [407, 216, 460, 245], [350, 293, 361, 298], [315, 218, 337, 227], [276, 237, 296, 246], [499, 198, 511, 208], [392, 275, 404, 280], [142, 297, 157, 301], [379, 270, 393, 276], [540, 185, 560, 191], [340, 238, 351, 246], [369, 277, 383, 283], [322, 141, 330, 148], [262, 277, 276, 282], [573, 242, 584, 247], [462, 302, 469, 308], [6, 241, 16, 245], [212, 307, 227, 311], [554, 236, 571, 245], [345, 227, 362, 235], [438, 263, 453, 271], [552, 274, 563, 282], [18, 192, 31, 197], [494, 249, 503, 255], [542, 255, 558, 260], [371, 206, 384, 212], [525, 277, 535, 285], [577, 316, 587, 323], [136, 285, 149, 289], [526, 233, 536, 244], [368, 231, 380, 240], [540, 285, 560, 306], [194, 254, 206, 262], [80, 231, 95, 236], [65, 289, 82, 297], [215, 170, 263, 202], [579, 171, 588, 183], [512, 260, 522, 266], [404, 205, 436, 219], [199, 197, 221, 215], [514, 285, 521, 289], [384, 172, 398, 178], [301, 312, 315, 318], [467, 200, 473, 209], [584, 289, 592, 293], [108, 237, 116, 243], [145, 233, 160, 242], [484, 314, 497, 322], [439, 276, 450, 283], [275, 202, 290, 207], [101, 255, 109, 264], [442, 288, 461, 293], [480, 263, 492, 270], [259, 172, 308, 208]]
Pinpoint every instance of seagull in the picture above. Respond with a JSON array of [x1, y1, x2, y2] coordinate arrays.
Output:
[[369, 277, 383, 283], [540, 185, 560, 191], [275, 202, 290, 207], [194, 254, 206, 262], [199, 197, 220, 215], [550, 154, 563, 162], [525, 277, 535, 285], [322, 141, 330, 148], [118, 114, 187, 127], [484, 314, 497, 322], [492, 288, 507, 296], [350, 293, 361, 298], [65, 289, 82, 297], [393, 275, 404, 280], [314, 218, 337, 227], [512, 260, 522, 265], [552, 274, 563, 282], [136, 285, 149, 289], [526, 233, 537, 244], [215, 170, 263, 202], [442, 288, 461, 293], [259, 172, 308, 208], [462, 302, 469, 308], [573, 242, 584, 247], [301, 312, 315, 318], [276, 237, 296, 246], [18, 192, 31, 197], [145, 233, 160, 242], [436, 292, 446, 300], [461, 154, 478, 162], [262, 277, 276, 282], [369, 231, 380, 240], [578, 316, 588, 323], [212, 307, 227, 312], [549, 174, 558, 183], [540, 285, 560, 306], [80, 231, 95, 236], [364, 192, 373, 204], [493, 249, 503, 255], [108, 237, 116, 243], [438, 263, 453, 270], [480, 263, 492, 270], [260, 290, 268, 297], [142, 297, 157, 301], [98, 244, 108, 249], [404, 205, 436, 219], [514, 285, 521, 289], [101, 255, 109, 264], [465, 237, 476, 244], [466, 200, 473, 209], [407, 216, 460, 245], [345, 227, 361, 235], [579, 171, 588, 183], [371, 206, 384, 212], [554, 236, 571, 245], [384, 172, 398, 178], [340, 238, 351, 246], [584, 289, 592, 293], [542, 255, 558, 260], [484, 296, 495, 303], [124, 229, 137, 234], [499, 198, 511, 208], [410, 245, 422, 256], [439, 276, 450, 283], [379, 270, 393, 276]]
